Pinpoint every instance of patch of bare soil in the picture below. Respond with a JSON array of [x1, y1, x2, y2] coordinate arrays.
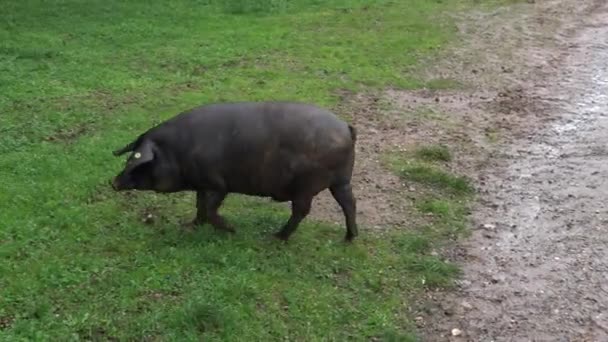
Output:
[[0, 315, 14, 331], [312, 0, 608, 340]]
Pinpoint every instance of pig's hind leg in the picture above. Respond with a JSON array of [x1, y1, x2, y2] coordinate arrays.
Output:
[[330, 183, 358, 242]]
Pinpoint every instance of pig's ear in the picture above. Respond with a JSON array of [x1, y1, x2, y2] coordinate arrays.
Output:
[[124, 140, 157, 173], [129, 140, 156, 165]]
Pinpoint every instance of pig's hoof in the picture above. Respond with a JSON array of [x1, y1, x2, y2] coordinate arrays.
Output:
[[182, 219, 202, 229], [344, 235, 356, 243], [180, 224, 195, 233], [214, 225, 236, 234], [273, 231, 290, 241]]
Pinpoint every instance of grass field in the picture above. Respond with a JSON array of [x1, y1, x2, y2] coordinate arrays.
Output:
[[1, 0, 480, 340]]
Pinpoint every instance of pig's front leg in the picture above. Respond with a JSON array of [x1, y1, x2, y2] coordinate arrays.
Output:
[[206, 191, 235, 233], [192, 190, 208, 226], [182, 191, 208, 230]]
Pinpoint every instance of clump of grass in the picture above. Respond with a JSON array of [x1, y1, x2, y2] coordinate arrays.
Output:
[[414, 144, 452, 162], [416, 198, 453, 217], [400, 163, 473, 195]]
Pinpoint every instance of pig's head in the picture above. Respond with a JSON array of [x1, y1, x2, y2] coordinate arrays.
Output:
[[111, 138, 181, 193]]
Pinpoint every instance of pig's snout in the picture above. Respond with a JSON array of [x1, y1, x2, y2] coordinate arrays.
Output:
[[110, 177, 121, 191]]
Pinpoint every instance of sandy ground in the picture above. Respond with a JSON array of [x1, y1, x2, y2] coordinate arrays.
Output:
[[311, 0, 608, 340]]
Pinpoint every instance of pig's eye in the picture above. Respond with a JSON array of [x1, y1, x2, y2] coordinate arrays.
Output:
[[126, 152, 140, 163]]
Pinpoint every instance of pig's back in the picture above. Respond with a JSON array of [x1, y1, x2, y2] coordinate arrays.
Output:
[[175, 101, 352, 153]]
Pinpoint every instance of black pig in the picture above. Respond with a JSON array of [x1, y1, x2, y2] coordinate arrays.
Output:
[[111, 101, 358, 242]]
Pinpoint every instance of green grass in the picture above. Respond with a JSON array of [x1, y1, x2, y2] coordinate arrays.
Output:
[[0, 0, 490, 339], [416, 198, 470, 237], [1, 196, 457, 340]]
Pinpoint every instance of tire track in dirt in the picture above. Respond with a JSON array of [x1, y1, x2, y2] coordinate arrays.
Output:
[[421, 2, 608, 341]]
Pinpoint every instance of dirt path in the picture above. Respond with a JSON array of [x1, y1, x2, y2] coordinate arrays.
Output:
[[419, 2, 608, 341]]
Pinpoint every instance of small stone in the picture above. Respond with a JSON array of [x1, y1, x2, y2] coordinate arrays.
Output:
[[490, 274, 504, 284], [451, 328, 462, 336], [483, 223, 496, 230], [143, 213, 154, 224], [461, 301, 473, 310]]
